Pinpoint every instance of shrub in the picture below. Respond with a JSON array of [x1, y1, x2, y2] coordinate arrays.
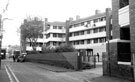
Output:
[[42, 44, 76, 53], [42, 46, 55, 53], [55, 45, 76, 52]]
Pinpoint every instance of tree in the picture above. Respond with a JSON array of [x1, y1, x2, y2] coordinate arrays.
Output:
[[20, 17, 43, 52]]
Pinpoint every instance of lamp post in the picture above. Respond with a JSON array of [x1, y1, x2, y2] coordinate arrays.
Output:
[[0, 15, 12, 69], [0, 0, 10, 69], [0, 15, 2, 69]]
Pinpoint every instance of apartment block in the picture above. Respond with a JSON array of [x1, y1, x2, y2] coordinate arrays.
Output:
[[44, 19, 66, 48], [68, 11, 107, 56], [103, 0, 135, 80], [26, 10, 110, 59]]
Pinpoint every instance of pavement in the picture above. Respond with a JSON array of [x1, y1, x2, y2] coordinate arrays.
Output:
[[0, 59, 132, 82], [0, 60, 10, 82]]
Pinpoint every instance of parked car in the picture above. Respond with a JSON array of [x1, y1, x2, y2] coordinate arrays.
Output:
[[17, 53, 27, 62]]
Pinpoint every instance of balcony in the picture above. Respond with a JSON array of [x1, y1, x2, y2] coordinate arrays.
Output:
[[46, 37, 65, 42], [69, 21, 106, 32], [69, 32, 106, 41]]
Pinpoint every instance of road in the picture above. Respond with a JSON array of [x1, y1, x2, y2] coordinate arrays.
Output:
[[3, 60, 93, 82], [2, 59, 131, 82]]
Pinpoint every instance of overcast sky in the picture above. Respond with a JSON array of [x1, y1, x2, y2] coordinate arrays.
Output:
[[0, 0, 111, 47]]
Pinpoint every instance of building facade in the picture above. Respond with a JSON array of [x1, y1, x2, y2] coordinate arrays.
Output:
[[68, 11, 107, 57], [103, 0, 135, 81], [26, 10, 110, 60], [44, 19, 66, 48]]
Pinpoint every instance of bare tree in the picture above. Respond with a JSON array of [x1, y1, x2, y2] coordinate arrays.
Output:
[[1, 0, 10, 14], [20, 17, 43, 52]]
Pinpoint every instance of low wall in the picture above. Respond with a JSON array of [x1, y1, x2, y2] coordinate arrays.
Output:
[[110, 64, 133, 81], [25, 52, 79, 70], [103, 53, 133, 81]]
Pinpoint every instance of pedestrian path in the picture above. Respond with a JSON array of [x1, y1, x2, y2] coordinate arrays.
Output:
[[0, 59, 132, 82], [0, 61, 10, 82], [28, 62, 131, 82], [26, 62, 74, 72]]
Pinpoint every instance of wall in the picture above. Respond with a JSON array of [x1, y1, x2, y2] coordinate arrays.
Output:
[[25, 52, 79, 70], [102, 52, 133, 81]]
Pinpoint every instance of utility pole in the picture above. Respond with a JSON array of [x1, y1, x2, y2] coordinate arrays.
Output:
[[0, 0, 10, 69], [0, 15, 2, 69]]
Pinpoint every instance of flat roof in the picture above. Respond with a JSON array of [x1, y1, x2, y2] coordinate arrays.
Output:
[[46, 21, 65, 26], [69, 12, 106, 25]]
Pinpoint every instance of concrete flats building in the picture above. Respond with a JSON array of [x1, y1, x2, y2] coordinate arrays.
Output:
[[26, 10, 110, 61]]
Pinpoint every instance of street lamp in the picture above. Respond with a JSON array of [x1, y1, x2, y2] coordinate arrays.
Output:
[[0, 15, 13, 69], [0, 0, 10, 69]]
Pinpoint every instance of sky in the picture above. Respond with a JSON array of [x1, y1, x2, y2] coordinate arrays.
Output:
[[0, 0, 111, 47]]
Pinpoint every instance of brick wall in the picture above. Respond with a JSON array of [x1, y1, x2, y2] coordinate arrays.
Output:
[[25, 52, 79, 70]]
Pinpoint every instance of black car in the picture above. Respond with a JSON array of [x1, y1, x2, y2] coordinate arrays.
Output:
[[17, 53, 27, 62]]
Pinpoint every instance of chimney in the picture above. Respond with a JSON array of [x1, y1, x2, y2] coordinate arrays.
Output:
[[76, 15, 80, 20], [95, 10, 101, 15], [69, 17, 73, 21]]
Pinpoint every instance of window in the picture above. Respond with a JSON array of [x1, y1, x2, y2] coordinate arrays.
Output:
[[69, 25, 73, 28], [87, 39, 92, 44], [87, 29, 92, 34], [80, 40, 84, 44], [46, 24, 50, 28], [69, 33, 74, 37], [119, 0, 129, 9], [93, 19, 98, 23], [73, 41, 75, 45], [80, 31, 84, 35], [99, 18, 103, 22], [93, 28, 99, 33], [74, 24, 80, 27], [46, 34, 50, 38], [87, 21, 91, 24], [53, 33, 57, 37], [72, 33, 74, 37], [120, 27, 130, 40], [74, 32, 79, 36], [69, 33, 72, 37], [81, 22, 84, 26], [93, 39, 98, 43], [58, 42, 61, 46], [75, 41, 79, 45], [53, 42, 57, 46], [53, 26, 57, 29], [46, 25, 50, 30], [99, 38, 106, 43], [58, 26, 62, 29], [99, 27, 106, 32], [58, 34, 62, 38]]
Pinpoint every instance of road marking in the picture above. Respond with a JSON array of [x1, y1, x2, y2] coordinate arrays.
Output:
[[5, 65, 20, 82], [5, 65, 14, 82], [7, 65, 20, 82]]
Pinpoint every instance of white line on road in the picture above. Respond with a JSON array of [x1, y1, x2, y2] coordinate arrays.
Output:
[[5, 65, 20, 82], [5, 65, 14, 82]]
